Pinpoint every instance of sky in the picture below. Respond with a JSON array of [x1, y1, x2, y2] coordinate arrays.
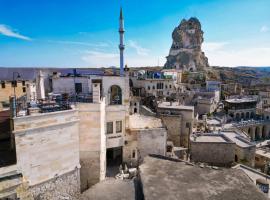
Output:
[[0, 0, 270, 68]]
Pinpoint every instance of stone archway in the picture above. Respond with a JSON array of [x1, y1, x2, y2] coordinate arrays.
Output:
[[236, 113, 240, 121], [255, 126, 261, 140], [109, 85, 122, 105], [246, 112, 250, 119], [241, 113, 245, 120], [262, 126, 266, 139]]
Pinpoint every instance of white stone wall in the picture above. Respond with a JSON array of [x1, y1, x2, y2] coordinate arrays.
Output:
[[131, 78, 175, 97], [13, 109, 80, 187], [123, 128, 167, 166], [52, 77, 91, 94], [77, 101, 106, 191]]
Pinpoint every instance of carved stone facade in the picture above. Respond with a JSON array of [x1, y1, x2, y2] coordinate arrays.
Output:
[[164, 17, 209, 72]]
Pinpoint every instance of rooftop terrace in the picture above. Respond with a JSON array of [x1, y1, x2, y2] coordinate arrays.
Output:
[[139, 156, 268, 200]]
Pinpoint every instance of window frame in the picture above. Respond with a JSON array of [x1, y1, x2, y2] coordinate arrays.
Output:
[[116, 120, 122, 133], [106, 122, 114, 134]]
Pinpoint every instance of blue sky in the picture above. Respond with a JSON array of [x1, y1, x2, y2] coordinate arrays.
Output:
[[0, 0, 269, 67]]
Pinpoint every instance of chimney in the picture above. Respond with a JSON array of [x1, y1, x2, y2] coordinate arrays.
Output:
[[9, 96, 16, 118], [92, 83, 101, 103]]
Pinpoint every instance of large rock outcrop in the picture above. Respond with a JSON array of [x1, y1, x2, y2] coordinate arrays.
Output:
[[164, 17, 209, 72]]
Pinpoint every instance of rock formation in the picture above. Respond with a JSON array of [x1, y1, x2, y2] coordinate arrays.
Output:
[[164, 17, 209, 72]]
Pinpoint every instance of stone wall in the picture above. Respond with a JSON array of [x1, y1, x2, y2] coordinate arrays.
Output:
[[191, 141, 235, 166], [0, 81, 28, 102], [29, 169, 80, 200], [77, 101, 106, 191], [137, 128, 167, 162], [160, 115, 182, 146], [13, 109, 81, 199], [235, 145, 255, 167]]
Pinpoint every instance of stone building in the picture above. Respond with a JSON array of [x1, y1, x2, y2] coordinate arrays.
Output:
[[157, 102, 194, 147], [0, 108, 81, 199], [234, 120, 270, 141], [123, 114, 167, 166], [190, 134, 235, 166], [130, 71, 176, 98], [220, 130, 255, 167], [224, 96, 257, 121]]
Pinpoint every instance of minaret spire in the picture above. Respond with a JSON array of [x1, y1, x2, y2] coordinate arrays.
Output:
[[119, 7, 125, 76]]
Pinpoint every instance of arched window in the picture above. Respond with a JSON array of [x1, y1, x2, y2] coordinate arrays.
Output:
[[109, 85, 122, 105], [246, 112, 250, 119]]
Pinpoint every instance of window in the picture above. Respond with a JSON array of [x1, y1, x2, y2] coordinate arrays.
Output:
[[11, 80, 17, 87], [148, 86, 151, 90], [109, 85, 122, 105], [22, 81, 25, 86], [75, 83, 82, 93], [116, 121, 122, 133], [186, 122, 191, 128], [22, 87, 26, 93], [169, 85, 172, 89], [152, 86, 155, 90], [106, 122, 113, 134], [1, 81, 5, 89], [132, 150, 136, 158]]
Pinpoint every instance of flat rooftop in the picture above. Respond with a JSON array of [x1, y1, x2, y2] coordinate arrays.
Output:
[[139, 156, 268, 200], [256, 148, 270, 158], [193, 134, 232, 143], [80, 179, 135, 200], [158, 101, 194, 111], [220, 131, 254, 148], [225, 98, 257, 103], [129, 114, 163, 129]]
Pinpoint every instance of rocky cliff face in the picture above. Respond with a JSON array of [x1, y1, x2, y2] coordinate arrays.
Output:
[[164, 17, 209, 71]]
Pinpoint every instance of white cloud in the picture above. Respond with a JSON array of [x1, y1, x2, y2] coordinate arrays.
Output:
[[0, 24, 31, 40], [81, 50, 165, 67], [48, 40, 109, 47], [81, 50, 119, 67], [128, 40, 150, 56], [260, 25, 269, 33], [205, 46, 270, 67], [202, 42, 228, 52]]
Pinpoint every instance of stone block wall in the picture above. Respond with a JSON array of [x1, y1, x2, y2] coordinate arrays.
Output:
[[77, 101, 106, 191], [13, 109, 80, 199], [29, 169, 80, 200], [191, 141, 235, 166], [160, 115, 182, 146]]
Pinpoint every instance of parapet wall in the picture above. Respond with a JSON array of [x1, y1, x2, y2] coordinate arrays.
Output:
[[12, 109, 80, 199]]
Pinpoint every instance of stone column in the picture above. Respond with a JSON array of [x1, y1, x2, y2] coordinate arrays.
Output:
[[258, 126, 263, 140], [266, 125, 270, 139], [251, 127, 255, 141]]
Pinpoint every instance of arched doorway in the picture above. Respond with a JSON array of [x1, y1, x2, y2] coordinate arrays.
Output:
[[109, 85, 122, 105], [248, 127, 251, 135], [251, 112, 255, 119], [134, 107, 137, 113], [246, 112, 250, 119], [262, 126, 266, 139], [241, 113, 245, 119], [235, 155, 238, 162], [236, 113, 240, 121], [255, 127, 260, 140]]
